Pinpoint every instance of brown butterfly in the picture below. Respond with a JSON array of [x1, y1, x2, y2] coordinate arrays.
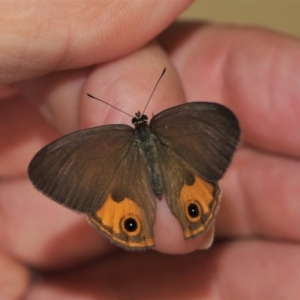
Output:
[[28, 69, 240, 250]]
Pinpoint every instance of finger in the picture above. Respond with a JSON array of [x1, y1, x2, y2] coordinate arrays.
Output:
[[1, 0, 192, 84], [217, 146, 300, 242], [157, 23, 300, 241], [27, 240, 300, 299], [16, 43, 185, 136], [0, 97, 59, 178], [0, 177, 117, 270], [0, 85, 17, 100], [158, 23, 300, 157], [0, 249, 30, 299], [79, 42, 185, 129]]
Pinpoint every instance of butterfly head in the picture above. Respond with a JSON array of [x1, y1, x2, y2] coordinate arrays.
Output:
[[132, 111, 148, 127]]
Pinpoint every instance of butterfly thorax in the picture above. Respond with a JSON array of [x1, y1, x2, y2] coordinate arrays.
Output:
[[133, 114, 164, 200]]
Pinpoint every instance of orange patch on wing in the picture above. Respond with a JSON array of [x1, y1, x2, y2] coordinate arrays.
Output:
[[180, 176, 220, 239], [88, 195, 154, 249]]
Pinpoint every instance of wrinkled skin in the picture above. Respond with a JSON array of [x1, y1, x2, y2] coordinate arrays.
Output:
[[0, 1, 300, 299]]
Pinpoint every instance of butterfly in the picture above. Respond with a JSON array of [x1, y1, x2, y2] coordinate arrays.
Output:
[[28, 69, 240, 250]]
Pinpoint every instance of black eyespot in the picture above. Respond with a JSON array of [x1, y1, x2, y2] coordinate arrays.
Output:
[[188, 203, 200, 218], [184, 200, 202, 223], [124, 217, 138, 232]]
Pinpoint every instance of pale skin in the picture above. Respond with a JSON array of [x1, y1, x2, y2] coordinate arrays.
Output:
[[1, 1, 300, 299]]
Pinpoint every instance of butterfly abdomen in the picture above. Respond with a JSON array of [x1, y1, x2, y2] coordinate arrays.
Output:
[[134, 123, 164, 200]]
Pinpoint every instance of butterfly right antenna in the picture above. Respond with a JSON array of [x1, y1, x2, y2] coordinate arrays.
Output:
[[142, 68, 166, 115]]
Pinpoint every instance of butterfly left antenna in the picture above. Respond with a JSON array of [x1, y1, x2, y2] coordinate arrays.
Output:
[[87, 94, 134, 118]]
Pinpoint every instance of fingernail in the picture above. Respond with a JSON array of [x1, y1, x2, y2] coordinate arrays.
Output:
[[197, 224, 215, 250]]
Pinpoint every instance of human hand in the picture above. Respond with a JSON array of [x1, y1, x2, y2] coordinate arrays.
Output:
[[0, 1, 193, 298], [1, 2, 300, 299]]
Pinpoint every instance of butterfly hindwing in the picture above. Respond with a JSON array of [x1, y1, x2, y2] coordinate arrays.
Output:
[[88, 139, 156, 249], [157, 144, 220, 239]]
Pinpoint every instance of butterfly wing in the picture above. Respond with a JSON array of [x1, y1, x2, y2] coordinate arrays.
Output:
[[28, 125, 156, 249], [151, 102, 240, 239], [151, 102, 240, 181]]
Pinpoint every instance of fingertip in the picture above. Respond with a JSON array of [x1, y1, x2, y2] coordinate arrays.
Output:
[[198, 225, 215, 250], [154, 198, 217, 254], [81, 43, 186, 129]]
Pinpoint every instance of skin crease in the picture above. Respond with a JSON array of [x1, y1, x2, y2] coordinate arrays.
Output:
[[1, 1, 300, 299]]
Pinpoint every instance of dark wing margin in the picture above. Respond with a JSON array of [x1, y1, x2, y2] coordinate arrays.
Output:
[[28, 125, 134, 214], [150, 102, 241, 181]]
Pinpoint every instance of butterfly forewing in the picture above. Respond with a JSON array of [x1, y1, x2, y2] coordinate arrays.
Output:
[[150, 102, 240, 181], [28, 125, 134, 213]]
